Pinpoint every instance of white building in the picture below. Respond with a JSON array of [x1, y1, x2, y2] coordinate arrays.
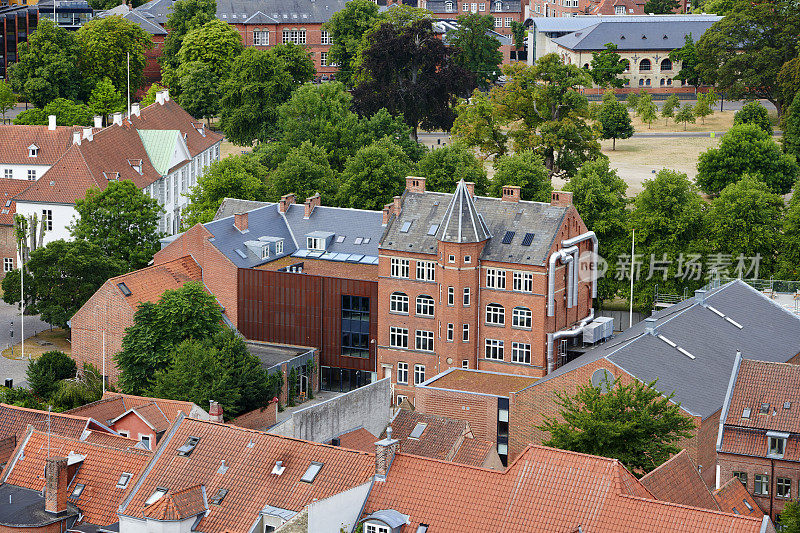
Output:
[[14, 91, 223, 244]]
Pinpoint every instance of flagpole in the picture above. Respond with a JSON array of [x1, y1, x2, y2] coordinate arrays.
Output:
[[629, 229, 635, 329], [20, 255, 23, 360], [127, 52, 131, 118]]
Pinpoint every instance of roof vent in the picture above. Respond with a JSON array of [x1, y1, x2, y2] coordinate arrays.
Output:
[[217, 460, 228, 474], [177, 436, 200, 456], [760, 403, 770, 414], [742, 408, 751, 419], [784, 401, 791, 409], [272, 461, 285, 476], [209, 488, 228, 505], [694, 289, 706, 304], [644, 317, 657, 335]]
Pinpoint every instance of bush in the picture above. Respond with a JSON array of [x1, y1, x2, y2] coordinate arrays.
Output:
[[26, 350, 76, 399], [734, 101, 773, 135]]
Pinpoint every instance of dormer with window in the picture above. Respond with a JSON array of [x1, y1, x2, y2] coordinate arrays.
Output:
[[360, 510, 409, 533], [128, 159, 143, 175], [306, 231, 334, 252], [767, 431, 788, 458], [28, 144, 39, 158]]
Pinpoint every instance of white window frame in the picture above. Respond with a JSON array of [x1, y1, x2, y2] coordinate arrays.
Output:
[[494, 17, 502, 27], [447, 323, 454, 341], [416, 260, 436, 282], [414, 364, 426, 384], [391, 258, 410, 278], [365, 523, 390, 533], [416, 295, 435, 317], [486, 268, 506, 289], [415, 330, 434, 352], [320, 30, 331, 45], [447, 286, 455, 306], [504, 16, 512, 27], [42, 209, 53, 231], [512, 306, 532, 329], [282, 28, 306, 44], [615, 4, 624, 14], [511, 342, 531, 364], [390, 327, 408, 349], [462, 324, 469, 342], [307, 237, 325, 251], [29, 146, 38, 157], [462, 2, 469, 9], [390, 292, 409, 314], [3, 258, 13, 272], [27, 169, 36, 181], [463, 287, 471, 306], [253, 30, 269, 45], [479, 2, 485, 10], [397, 361, 408, 384], [486, 303, 505, 325], [3, 169, 11, 179], [320, 51, 328, 67], [513, 271, 533, 293], [485, 339, 504, 360], [276, 240, 284, 254]]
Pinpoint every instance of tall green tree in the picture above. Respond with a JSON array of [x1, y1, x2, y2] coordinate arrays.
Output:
[[779, 501, 800, 533], [115, 281, 223, 394], [177, 61, 220, 124], [9, 20, 86, 108], [0, 80, 15, 121], [697, 0, 800, 117], [597, 90, 634, 150], [161, 0, 217, 92], [140, 83, 166, 107], [564, 158, 629, 302], [26, 350, 77, 400], [416, 144, 488, 194], [13, 98, 92, 127], [674, 103, 695, 130], [779, 184, 800, 280], [696, 123, 799, 195], [267, 142, 338, 202], [452, 89, 508, 161], [352, 19, 474, 140], [490, 150, 552, 202], [177, 19, 243, 85], [337, 138, 413, 210], [637, 92, 658, 129], [784, 92, 800, 159], [269, 43, 316, 88], [589, 43, 626, 88], [324, 0, 380, 87], [218, 48, 302, 146], [71, 180, 163, 271], [692, 93, 713, 125], [88, 77, 125, 126], [184, 154, 269, 226], [643, 0, 679, 13], [669, 34, 702, 91], [448, 13, 503, 91], [539, 376, 696, 476], [777, 55, 800, 114], [76, 16, 153, 98], [660, 93, 680, 125], [733, 101, 773, 135]]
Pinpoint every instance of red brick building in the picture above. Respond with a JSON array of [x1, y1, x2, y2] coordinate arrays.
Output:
[[717, 356, 800, 522], [378, 178, 598, 406]]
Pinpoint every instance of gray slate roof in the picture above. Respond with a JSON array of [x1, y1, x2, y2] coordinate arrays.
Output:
[[552, 19, 720, 51], [425, 0, 521, 13], [133, 0, 174, 25], [205, 203, 383, 269], [531, 14, 721, 34], [380, 187, 567, 266], [440, 180, 491, 244], [214, 198, 271, 221], [216, 0, 348, 24], [533, 280, 800, 420]]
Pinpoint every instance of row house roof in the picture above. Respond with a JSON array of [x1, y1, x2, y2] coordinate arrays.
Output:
[[0, 124, 79, 166], [0, 404, 116, 443], [68, 391, 205, 428]]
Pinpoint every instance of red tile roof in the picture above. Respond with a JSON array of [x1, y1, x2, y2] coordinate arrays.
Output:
[[388, 410, 468, 461], [68, 389, 202, 427], [639, 450, 720, 511], [106, 391, 201, 422], [423, 369, 537, 397], [143, 485, 207, 521], [0, 179, 32, 226], [81, 430, 144, 451], [127, 403, 171, 433], [361, 445, 767, 532], [450, 437, 494, 467], [0, 404, 110, 442], [0, 124, 78, 166], [719, 427, 800, 460], [724, 359, 800, 432], [336, 427, 377, 453], [14, 143, 102, 204], [714, 478, 764, 519], [66, 396, 127, 425], [1, 429, 151, 527], [120, 416, 375, 533], [106, 256, 203, 310]]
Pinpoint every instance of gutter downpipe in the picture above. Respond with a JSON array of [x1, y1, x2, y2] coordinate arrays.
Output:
[[546, 308, 594, 373]]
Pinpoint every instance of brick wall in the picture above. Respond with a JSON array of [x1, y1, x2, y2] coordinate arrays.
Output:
[[718, 452, 800, 519], [0, 435, 16, 466], [0, 225, 16, 283], [0, 521, 70, 533], [695, 409, 721, 488], [229, 402, 278, 431], [232, 22, 336, 76], [414, 385, 499, 442]]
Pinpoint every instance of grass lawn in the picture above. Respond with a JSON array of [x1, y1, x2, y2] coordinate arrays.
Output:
[[2, 328, 71, 360]]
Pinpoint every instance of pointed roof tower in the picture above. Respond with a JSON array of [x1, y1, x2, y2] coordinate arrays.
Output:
[[439, 180, 490, 243]]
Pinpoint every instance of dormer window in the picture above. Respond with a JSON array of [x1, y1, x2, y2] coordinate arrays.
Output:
[[768, 432, 788, 458], [365, 525, 390, 533], [145, 487, 168, 506], [494, 0, 501, 9], [261, 244, 270, 259], [276, 240, 284, 254], [128, 159, 143, 175], [28, 144, 39, 158]]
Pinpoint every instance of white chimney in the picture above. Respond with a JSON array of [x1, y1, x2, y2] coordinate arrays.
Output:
[[93, 115, 102, 129], [644, 317, 657, 335], [156, 91, 165, 105], [48, 115, 56, 130], [112, 113, 122, 126], [72, 131, 81, 145], [163, 89, 170, 102], [131, 103, 140, 117], [82, 127, 93, 141]]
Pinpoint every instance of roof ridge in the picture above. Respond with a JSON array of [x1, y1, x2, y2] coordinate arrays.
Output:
[[26, 428, 151, 455], [0, 403, 92, 421], [106, 255, 200, 283], [615, 493, 763, 522]]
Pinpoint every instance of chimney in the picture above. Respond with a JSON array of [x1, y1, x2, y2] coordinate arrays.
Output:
[[279, 193, 295, 214], [48, 115, 57, 131], [112, 113, 122, 126], [382, 203, 394, 226], [501, 185, 521, 202], [392, 196, 402, 217], [72, 131, 81, 145], [694, 289, 706, 304], [405, 176, 426, 194], [644, 317, 657, 335], [464, 182, 475, 197], [44, 457, 69, 514], [304, 193, 321, 219], [82, 127, 93, 141], [551, 191, 573, 207], [375, 427, 400, 480], [93, 115, 102, 129], [156, 91, 165, 105], [163, 90, 170, 102], [209, 401, 223, 423], [131, 103, 140, 117], [234, 212, 248, 232]]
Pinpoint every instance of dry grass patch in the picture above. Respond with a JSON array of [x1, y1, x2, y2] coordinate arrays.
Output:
[[2, 328, 71, 360]]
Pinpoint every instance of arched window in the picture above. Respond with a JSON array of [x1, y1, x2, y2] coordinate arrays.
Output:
[[621, 60, 630, 72], [646, 78, 651, 86], [660, 58, 672, 72], [416, 295, 435, 317], [660, 78, 665, 86], [486, 303, 505, 325], [390, 292, 408, 314], [639, 58, 651, 72], [512, 307, 532, 329], [583, 63, 589, 69], [445, 0, 454, 11], [638, 78, 644, 86]]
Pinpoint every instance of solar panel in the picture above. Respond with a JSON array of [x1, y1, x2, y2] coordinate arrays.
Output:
[[400, 221, 412, 233], [521, 232, 535, 246], [501, 231, 515, 244], [427, 224, 439, 236]]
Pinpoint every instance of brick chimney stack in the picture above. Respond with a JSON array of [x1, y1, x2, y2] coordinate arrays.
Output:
[[382, 203, 394, 226], [392, 196, 402, 218], [374, 427, 400, 480], [234, 212, 248, 232], [501, 185, 521, 203], [304, 193, 321, 219], [209, 401, 223, 423], [550, 191, 573, 207], [464, 182, 475, 197], [405, 176, 426, 194], [279, 193, 296, 214], [45, 457, 69, 514]]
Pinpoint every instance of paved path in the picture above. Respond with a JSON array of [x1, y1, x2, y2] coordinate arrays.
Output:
[[0, 301, 53, 387]]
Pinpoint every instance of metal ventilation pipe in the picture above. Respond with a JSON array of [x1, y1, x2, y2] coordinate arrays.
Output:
[[546, 308, 595, 373], [547, 250, 574, 317], [562, 231, 598, 300]]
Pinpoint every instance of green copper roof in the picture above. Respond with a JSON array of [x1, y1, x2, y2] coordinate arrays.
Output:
[[138, 129, 180, 176]]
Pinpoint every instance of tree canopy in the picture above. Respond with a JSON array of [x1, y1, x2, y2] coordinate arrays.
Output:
[[733, 101, 773, 135], [451, 89, 508, 161], [669, 33, 701, 90], [13, 98, 92, 126], [780, 187, 800, 280], [643, 0, 679, 13], [88, 77, 125, 126], [490, 150, 552, 202], [416, 143, 488, 195], [324, 0, 380, 87], [337, 137, 413, 210], [597, 90, 634, 150], [448, 13, 503, 91], [589, 43, 626, 88], [71, 180, 163, 271], [161, 0, 217, 93], [785, 92, 800, 160], [267, 142, 337, 202], [0, 80, 14, 120], [177, 19, 243, 84], [26, 350, 77, 400]]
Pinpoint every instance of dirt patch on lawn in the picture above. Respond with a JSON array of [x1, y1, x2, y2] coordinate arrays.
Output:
[[2, 328, 71, 360]]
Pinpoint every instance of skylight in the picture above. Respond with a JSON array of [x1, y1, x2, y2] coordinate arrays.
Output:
[[742, 408, 751, 419], [177, 436, 200, 456], [354, 237, 363, 245], [363, 238, 370, 244], [760, 403, 770, 414], [336, 235, 346, 243], [71, 483, 86, 498], [409, 422, 427, 439], [501, 231, 515, 244], [209, 488, 228, 505], [400, 221, 413, 233], [743, 500, 754, 511], [521, 233, 535, 246], [427, 224, 439, 236], [300, 462, 323, 483], [785, 402, 792, 409], [117, 282, 132, 297], [145, 487, 167, 506], [235, 249, 248, 259], [117, 472, 132, 489]]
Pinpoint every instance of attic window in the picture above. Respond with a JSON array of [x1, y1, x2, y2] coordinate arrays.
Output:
[[118, 282, 132, 297], [409, 422, 427, 439], [620, 35, 625, 39], [742, 408, 751, 419], [209, 488, 228, 505], [400, 221, 412, 233], [354, 237, 363, 245], [103, 172, 120, 181], [521, 233, 535, 246], [117, 472, 133, 488], [785, 402, 792, 409], [300, 462, 323, 483], [127, 159, 143, 175], [427, 224, 439, 236], [71, 483, 86, 498], [336, 235, 346, 243], [261, 244, 270, 260], [743, 499, 754, 512], [145, 487, 168, 506], [28, 145, 39, 157], [177, 436, 200, 456], [641, 34, 647, 39], [760, 403, 770, 414], [363, 238, 371, 244], [4, 200, 10, 208], [663, 34, 668, 39], [501, 231, 515, 244]]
